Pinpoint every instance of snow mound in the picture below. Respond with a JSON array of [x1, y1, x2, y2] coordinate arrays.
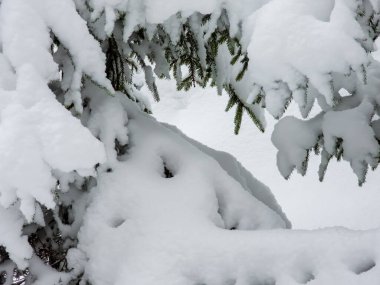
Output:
[[166, 123, 291, 228], [76, 93, 379, 285], [77, 93, 288, 283]]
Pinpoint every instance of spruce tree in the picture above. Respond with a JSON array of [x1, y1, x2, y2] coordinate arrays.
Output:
[[0, 0, 379, 284]]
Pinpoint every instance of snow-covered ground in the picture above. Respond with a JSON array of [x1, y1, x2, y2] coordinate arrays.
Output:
[[77, 91, 380, 285], [150, 79, 380, 230]]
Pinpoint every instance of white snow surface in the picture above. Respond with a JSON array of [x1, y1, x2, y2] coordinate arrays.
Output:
[[77, 92, 289, 284], [150, 78, 380, 231], [77, 92, 380, 285]]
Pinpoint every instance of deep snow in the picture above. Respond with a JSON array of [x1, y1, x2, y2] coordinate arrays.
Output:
[[150, 78, 380, 230]]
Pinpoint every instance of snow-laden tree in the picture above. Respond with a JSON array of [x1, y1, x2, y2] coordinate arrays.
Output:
[[0, 0, 379, 284]]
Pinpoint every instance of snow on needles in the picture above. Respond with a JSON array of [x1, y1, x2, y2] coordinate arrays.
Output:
[[0, 0, 379, 284], [0, 8, 107, 266], [244, 0, 367, 106], [80, 0, 380, 182], [1, 0, 114, 104], [85, 0, 368, 107], [0, 65, 105, 223]]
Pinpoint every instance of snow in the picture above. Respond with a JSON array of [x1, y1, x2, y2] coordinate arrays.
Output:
[[0, 0, 58, 81], [0, 205, 32, 269], [84, 0, 371, 113], [244, 0, 367, 106], [150, 78, 380, 230], [81, 222, 380, 284], [272, 114, 322, 178], [76, 91, 380, 285], [323, 100, 379, 181], [0, 0, 110, 227], [0, 65, 105, 222], [0, 0, 380, 284], [0, 0, 113, 113], [84, 82, 129, 165], [27, 255, 71, 285], [169, 125, 290, 227], [39, 0, 113, 91], [79, 0, 380, 185], [77, 91, 287, 284]]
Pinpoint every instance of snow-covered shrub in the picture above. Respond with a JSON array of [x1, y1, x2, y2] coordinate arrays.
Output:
[[0, 0, 379, 284]]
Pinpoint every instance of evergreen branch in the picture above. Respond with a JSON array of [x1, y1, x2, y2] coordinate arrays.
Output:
[[225, 94, 239, 112], [234, 103, 244, 135], [244, 106, 265, 133], [235, 55, 249, 81]]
